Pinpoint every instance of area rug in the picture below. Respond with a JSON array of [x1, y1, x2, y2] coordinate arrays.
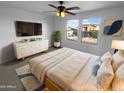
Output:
[[15, 64, 45, 91]]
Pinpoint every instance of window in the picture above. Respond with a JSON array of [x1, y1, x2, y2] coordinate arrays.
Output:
[[82, 18, 101, 44], [66, 20, 79, 40]]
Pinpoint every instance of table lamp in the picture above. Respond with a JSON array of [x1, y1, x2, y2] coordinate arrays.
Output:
[[111, 40, 124, 54]]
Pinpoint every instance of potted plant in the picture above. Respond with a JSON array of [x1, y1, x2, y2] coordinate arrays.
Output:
[[53, 31, 61, 48]]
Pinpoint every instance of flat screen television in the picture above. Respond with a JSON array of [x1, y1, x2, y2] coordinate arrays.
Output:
[[15, 21, 42, 37]]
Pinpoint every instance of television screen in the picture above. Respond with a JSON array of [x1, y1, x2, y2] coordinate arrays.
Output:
[[15, 21, 42, 37]]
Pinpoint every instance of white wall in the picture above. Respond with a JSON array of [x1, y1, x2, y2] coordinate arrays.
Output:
[[53, 7, 124, 56], [0, 6, 54, 64]]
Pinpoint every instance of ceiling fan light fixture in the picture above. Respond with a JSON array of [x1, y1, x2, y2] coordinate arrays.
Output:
[[56, 12, 65, 17], [56, 12, 60, 16], [61, 12, 65, 17]]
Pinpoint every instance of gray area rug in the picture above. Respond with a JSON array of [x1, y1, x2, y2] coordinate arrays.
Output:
[[15, 65, 45, 91]]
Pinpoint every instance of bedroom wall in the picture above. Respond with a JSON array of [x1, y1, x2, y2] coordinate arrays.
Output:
[[53, 7, 124, 56], [0, 6, 54, 64]]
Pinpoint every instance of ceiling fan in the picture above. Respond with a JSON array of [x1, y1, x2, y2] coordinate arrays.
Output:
[[48, 1, 80, 17]]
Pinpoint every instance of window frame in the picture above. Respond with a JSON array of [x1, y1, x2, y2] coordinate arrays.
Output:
[[81, 18, 101, 44], [66, 19, 79, 41]]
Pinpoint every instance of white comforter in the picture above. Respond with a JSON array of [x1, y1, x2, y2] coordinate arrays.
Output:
[[29, 47, 99, 90]]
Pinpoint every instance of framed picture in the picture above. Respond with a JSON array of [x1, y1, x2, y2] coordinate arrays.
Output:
[[103, 19, 123, 36]]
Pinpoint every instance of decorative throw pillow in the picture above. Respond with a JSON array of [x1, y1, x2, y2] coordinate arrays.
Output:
[[97, 52, 114, 90], [112, 50, 124, 72], [112, 63, 124, 91], [92, 57, 103, 77], [92, 64, 100, 76], [95, 57, 103, 65]]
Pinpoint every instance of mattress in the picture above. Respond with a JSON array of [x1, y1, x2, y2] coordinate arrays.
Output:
[[29, 47, 100, 90]]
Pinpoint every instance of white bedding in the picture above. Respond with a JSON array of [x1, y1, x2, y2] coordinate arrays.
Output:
[[29, 47, 100, 90], [69, 57, 99, 91]]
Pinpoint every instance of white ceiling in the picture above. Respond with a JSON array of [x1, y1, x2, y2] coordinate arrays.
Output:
[[0, 1, 124, 15]]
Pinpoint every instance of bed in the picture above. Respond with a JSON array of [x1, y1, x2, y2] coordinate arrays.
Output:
[[29, 47, 103, 91]]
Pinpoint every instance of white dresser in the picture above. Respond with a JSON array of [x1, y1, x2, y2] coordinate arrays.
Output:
[[13, 39, 48, 59]]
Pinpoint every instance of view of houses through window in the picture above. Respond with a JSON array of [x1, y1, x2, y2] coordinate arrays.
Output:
[[66, 20, 79, 40], [82, 18, 101, 43], [66, 18, 101, 43]]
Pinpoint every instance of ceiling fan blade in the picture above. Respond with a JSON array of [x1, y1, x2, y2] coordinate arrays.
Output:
[[65, 11, 76, 15], [48, 4, 58, 10], [66, 6, 80, 10]]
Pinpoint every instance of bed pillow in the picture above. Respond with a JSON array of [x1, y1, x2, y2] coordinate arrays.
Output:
[[101, 52, 112, 63], [97, 52, 114, 90], [112, 50, 124, 72], [112, 63, 124, 91]]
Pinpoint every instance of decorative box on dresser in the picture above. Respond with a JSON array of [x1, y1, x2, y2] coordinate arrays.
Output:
[[13, 39, 48, 59]]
